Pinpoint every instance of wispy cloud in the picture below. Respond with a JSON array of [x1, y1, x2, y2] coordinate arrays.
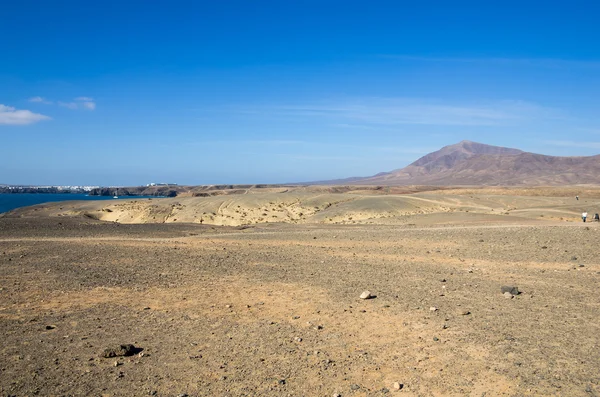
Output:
[[58, 101, 79, 110], [28, 96, 53, 105], [383, 55, 600, 69], [0, 104, 51, 125], [544, 140, 600, 149], [82, 101, 96, 110], [237, 98, 558, 127], [58, 97, 96, 111]]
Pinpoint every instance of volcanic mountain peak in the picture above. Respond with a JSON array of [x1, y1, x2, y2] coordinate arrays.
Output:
[[325, 140, 600, 186], [409, 140, 523, 169]]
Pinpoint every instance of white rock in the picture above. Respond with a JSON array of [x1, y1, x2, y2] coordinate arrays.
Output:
[[430, 306, 438, 312], [359, 291, 372, 299], [503, 291, 514, 299]]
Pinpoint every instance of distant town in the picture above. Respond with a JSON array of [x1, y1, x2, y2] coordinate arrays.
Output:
[[0, 183, 177, 194]]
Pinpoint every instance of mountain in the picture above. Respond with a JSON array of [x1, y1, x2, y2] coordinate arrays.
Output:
[[327, 140, 600, 186]]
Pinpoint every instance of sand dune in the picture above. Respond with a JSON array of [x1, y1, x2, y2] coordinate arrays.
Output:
[[5, 186, 599, 226]]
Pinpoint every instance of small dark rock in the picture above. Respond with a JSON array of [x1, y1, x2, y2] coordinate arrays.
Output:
[[500, 286, 520, 295], [101, 344, 139, 358], [350, 384, 360, 391]]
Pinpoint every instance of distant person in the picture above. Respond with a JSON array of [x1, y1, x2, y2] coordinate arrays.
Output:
[[576, 195, 579, 200], [582, 211, 588, 222], [595, 213, 600, 222]]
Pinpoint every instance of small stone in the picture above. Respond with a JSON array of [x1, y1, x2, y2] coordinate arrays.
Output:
[[433, 337, 439, 341], [113, 361, 120, 367], [503, 292, 514, 299], [225, 304, 232, 308], [571, 256, 578, 261], [278, 379, 286, 385], [359, 291, 372, 299], [393, 382, 403, 390], [294, 337, 302, 342], [350, 384, 360, 391], [333, 393, 342, 397], [430, 307, 438, 312], [101, 344, 138, 358], [45, 325, 56, 330], [500, 286, 520, 295], [579, 264, 585, 268], [461, 310, 471, 316]]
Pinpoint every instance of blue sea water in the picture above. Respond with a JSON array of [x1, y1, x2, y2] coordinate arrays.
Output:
[[0, 193, 160, 214]]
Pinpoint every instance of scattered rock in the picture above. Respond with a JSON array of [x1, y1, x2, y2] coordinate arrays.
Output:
[[45, 325, 56, 330], [350, 384, 360, 391], [579, 264, 585, 268], [461, 310, 471, 316], [101, 344, 139, 358], [430, 306, 438, 312], [294, 337, 303, 342], [433, 337, 439, 341], [333, 393, 342, 397], [501, 286, 520, 295], [278, 379, 286, 385], [393, 382, 403, 390], [503, 291, 514, 299], [359, 291, 372, 299], [571, 256, 578, 261]]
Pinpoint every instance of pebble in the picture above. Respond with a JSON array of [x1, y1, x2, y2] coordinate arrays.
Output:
[[504, 292, 514, 299], [430, 307, 438, 312], [360, 291, 372, 299], [461, 310, 471, 316], [433, 337, 439, 342], [500, 286, 520, 295], [393, 382, 403, 390], [350, 384, 360, 390], [294, 337, 302, 342]]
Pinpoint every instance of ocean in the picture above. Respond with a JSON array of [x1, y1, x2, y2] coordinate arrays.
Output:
[[0, 193, 160, 214]]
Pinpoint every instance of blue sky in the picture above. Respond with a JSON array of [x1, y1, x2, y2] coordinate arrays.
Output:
[[1, 0, 599, 185]]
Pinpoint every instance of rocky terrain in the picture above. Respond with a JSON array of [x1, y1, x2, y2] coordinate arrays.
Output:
[[1, 187, 600, 396]]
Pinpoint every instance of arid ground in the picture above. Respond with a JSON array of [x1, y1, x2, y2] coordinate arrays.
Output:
[[1, 187, 599, 396]]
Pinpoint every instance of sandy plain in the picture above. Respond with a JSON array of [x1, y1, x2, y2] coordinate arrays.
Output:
[[1, 186, 599, 396]]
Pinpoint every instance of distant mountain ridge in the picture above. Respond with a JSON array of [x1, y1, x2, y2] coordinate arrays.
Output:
[[320, 140, 600, 186]]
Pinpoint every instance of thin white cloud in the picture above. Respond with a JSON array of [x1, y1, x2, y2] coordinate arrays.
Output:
[[82, 101, 96, 110], [58, 101, 78, 110], [239, 98, 559, 127], [28, 96, 53, 105], [544, 140, 600, 149], [383, 55, 600, 69], [58, 97, 96, 111], [0, 104, 51, 125]]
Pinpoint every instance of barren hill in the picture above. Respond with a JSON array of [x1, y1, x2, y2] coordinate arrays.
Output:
[[330, 140, 600, 186]]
